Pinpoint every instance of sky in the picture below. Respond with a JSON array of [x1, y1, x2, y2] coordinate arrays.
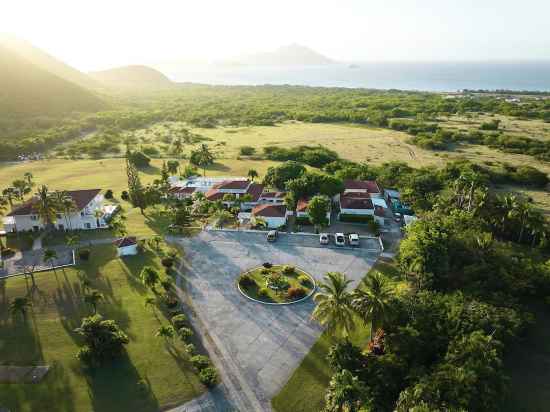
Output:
[[1, 0, 549, 71]]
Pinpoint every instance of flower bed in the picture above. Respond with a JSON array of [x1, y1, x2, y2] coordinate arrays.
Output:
[[237, 265, 315, 304]]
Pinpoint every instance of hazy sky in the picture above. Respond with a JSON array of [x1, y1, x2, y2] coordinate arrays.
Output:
[[2, 0, 549, 71]]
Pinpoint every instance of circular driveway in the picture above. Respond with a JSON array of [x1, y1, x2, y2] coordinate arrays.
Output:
[[176, 230, 380, 411]]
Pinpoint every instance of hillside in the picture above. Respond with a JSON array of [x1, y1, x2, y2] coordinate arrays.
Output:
[[0, 35, 100, 90], [89, 65, 174, 90], [233, 43, 334, 66], [0, 45, 106, 117]]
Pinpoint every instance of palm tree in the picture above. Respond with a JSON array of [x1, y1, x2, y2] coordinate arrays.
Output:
[[352, 271, 394, 341], [156, 325, 176, 339], [66, 234, 80, 251], [9, 297, 31, 319], [24, 172, 34, 188], [172, 137, 184, 158], [12, 179, 31, 201], [311, 272, 356, 338], [2, 187, 17, 208], [84, 290, 104, 315], [160, 279, 174, 293], [192, 144, 214, 176], [33, 185, 58, 231], [93, 209, 104, 229], [140, 266, 160, 292], [53, 191, 76, 230], [247, 169, 259, 181], [43, 249, 58, 275]]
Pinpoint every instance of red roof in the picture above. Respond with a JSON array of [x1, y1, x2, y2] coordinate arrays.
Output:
[[113, 236, 137, 247], [297, 198, 309, 212], [214, 180, 251, 190], [246, 183, 264, 202], [343, 180, 381, 194], [169, 187, 196, 195], [205, 189, 224, 201], [252, 204, 287, 218], [260, 191, 286, 199], [340, 193, 374, 210], [8, 189, 101, 216]]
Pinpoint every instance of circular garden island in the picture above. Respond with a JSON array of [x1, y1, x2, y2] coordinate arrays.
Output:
[[237, 264, 315, 304]]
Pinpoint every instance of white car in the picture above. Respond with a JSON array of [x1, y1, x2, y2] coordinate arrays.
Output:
[[335, 233, 346, 247], [349, 233, 360, 247], [319, 233, 330, 245]]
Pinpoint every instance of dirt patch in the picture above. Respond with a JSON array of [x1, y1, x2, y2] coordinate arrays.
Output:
[[0, 365, 50, 383]]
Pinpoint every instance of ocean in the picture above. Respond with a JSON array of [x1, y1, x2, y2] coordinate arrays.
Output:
[[161, 61, 550, 92]]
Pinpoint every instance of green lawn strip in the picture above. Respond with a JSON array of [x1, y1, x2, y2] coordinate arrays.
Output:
[[0, 244, 204, 412], [271, 258, 407, 412], [239, 266, 313, 303]]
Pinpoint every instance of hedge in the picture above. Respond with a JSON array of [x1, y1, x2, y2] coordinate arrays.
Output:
[[338, 214, 374, 224]]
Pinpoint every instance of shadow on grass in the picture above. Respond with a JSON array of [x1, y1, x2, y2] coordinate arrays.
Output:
[[82, 352, 160, 412], [144, 207, 172, 235], [0, 361, 77, 412], [139, 165, 160, 175], [207, 162, 230, 172]]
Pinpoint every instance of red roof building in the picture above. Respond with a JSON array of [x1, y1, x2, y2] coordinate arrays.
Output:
[[7, 189, 102, 216], [343, 180, 381, 195]]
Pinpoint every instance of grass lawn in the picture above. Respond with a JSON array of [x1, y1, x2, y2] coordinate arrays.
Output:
[[0, 244, 205, 412], [238, 265, 314, 303], [271, 258, 408, 412]]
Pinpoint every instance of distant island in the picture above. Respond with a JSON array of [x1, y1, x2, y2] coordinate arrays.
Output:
[[89, 65, 174, 90], [225, 43, 334, 66]]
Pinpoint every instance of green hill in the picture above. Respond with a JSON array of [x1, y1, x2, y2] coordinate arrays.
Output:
[[0, 44, 105, 117], [0, 35, 100, 90], [89, 65, 174, 90]]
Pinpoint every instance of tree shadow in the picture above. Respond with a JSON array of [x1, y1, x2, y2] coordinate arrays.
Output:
[[207, 162, 230, 172], [144, 208, 172, 235], [82, 352, 160, 412], [139, 165, 160, 175]]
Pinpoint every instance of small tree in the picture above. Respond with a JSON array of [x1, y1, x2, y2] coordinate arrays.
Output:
[[140, 266, 160, 292], [247, 169, 259, 181], [43, 249, 58, 275], [156, 325, 176, 340], [307, 195, 330, 234], [74, 315, 129, 365], [160, 278, 174, 293], [189, 144, 214, 176], [84, 290, 104, 315]]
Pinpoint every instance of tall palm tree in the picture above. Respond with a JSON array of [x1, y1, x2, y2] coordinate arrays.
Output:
[[66, 234, 80, 251], [352, 271, 394, 341], [53, 191, 76, 230], [43, 249, 58, 275], [311, 272, 356, 338], [84, 290, 104, 315], [24, 172, 34, 188], [247, 169, 259, 181], [12, 179, 31, 201], [9, 297, 31, 319], [33, 185, 58, 231], [93, 209, 104, 229], [2, 187, 16, 208], [140, 266, 160, 292]]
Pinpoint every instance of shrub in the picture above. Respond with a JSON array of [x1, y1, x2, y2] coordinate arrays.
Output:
[[258, 287, 270, 298], [185, 343, 196, 355], [161, 257, 174, 268], [78, 249, 91, 261], [171, 314, 188, 329], [338, 214, 374, 224], [178, 327, 194, 341], [239, 146, 256, 156], [261, 268, 271, 276], [162, 294, 178, 309], [298, 274, 312, 287], [263, 262, 273, 268], [104, 189, 114, 199], [121, 191, 130, 201], [239, 274, 255, 288], [128, 151, 151, 167], [282, 265, 296, 275], [191, 355, 211, 370], [198, 366, 218, 387], [287, 286, 307, 300]]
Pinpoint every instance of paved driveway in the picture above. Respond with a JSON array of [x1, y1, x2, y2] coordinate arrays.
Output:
[[175, 230, 379, 411]]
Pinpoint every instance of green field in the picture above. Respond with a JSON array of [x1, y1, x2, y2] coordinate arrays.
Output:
[[272, 259, 408, 412], [0, 245, 204, 412]]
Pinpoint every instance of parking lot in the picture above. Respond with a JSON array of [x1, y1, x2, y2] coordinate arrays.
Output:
[[175, 229, 380, 411]]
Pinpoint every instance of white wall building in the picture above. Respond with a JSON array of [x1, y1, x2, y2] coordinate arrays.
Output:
[[114, 237, 139, 256], [5, 189, 107, 232], [251, 204, 288, 229]]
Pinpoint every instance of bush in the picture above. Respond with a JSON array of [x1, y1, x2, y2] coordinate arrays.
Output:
[[162, 294, 178, 309], [121, 191, 129, 201], [287, 286, 307, 300], [261, 268, 271, 276], [104, 189, 114, 199], [198, 366, 218, 387], [185, 343, 196, 355], [295, 216, 312, 225], [298, 274, 312, 287], [239, 274, 255, 288], [239, 146, 256, 156], [263, 262, 273, 269], [258, 287, 270, 298], [338, 214, 374, 224], [171, 314, 188, 329], [161, 257, 174, 268], [191, 355, 211, 370], [128, 151, 151, 168], [282, 265, 296, 275], [78, 249, 91, 261], [178, 327, 194, 341]]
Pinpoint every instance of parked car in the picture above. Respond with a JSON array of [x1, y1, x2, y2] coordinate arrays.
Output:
[[319, 233, 330, 245], [335, 233, 346, 247], [348, 233, 360, 247], [267, 230, 278, 242]]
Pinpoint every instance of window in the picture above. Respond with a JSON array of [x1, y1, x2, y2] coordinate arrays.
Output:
[[85, 223, 91, 229], [30, 215, 38, 221], [81, 212, 85, 217]]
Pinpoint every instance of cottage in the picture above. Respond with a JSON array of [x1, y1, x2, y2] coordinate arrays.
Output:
[[205, 180, 264, 210], [338, 192, 375, 219], [251, 204, 288, 229], [343, 180, 382, 198], [113, 237, 138, 256], [5, 189, 106, 233]]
